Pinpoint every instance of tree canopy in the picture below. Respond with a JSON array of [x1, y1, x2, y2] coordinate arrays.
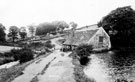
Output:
[[36, 21, 69, 35], [52, 21, 69, 32], [8, 26, 19, 42], [70, 22, 78, 30], [0, 23, 6, 42], [98, 6, 135, 48], [19, 27, 27, 40], [36, 22, 57, 35], [28, 24, 36, 37]]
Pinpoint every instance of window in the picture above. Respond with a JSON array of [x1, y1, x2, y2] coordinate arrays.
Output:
[[99, 36, 103, 43]]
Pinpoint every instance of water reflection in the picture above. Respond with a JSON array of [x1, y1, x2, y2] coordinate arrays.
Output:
[[84, 51, 135, 82]]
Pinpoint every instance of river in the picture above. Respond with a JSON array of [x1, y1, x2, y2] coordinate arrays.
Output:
[[84, 51, 135, 82]]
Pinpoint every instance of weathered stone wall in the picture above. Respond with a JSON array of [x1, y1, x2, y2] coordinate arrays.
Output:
[[88, 28, 110, 50]]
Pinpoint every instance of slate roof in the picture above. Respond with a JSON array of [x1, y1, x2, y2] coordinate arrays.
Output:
[[63, 25, 99, 46]]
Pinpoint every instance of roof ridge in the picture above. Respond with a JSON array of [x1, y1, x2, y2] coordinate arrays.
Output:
[[76, 24, 98, 30]]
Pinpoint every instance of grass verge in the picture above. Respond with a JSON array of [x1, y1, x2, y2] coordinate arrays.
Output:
[[0, 60, 33, 82], [0, 53, 49, 82], [71, 52, 96, 82]]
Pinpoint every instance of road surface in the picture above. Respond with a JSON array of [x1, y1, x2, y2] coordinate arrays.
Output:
[[12, 38, 75, 82]]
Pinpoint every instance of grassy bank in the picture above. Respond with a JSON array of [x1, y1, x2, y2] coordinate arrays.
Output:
[[0, 60, 33, 82], [0, 53, 49, 82], [71, 52, 96, 82]]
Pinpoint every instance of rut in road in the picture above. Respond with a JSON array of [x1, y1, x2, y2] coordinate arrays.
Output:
[[31, 57, 56, 82]]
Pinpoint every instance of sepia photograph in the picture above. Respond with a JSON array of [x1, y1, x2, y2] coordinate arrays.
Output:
[[0, 0, 135, 82]]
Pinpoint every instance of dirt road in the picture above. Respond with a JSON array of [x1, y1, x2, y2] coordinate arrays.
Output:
[[12, 38, 75, 82]]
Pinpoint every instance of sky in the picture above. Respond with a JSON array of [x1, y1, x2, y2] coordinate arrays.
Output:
[[0, 0, 135, 29]]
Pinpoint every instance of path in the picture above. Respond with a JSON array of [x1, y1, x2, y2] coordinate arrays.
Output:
[[12, 37, 75, 82]]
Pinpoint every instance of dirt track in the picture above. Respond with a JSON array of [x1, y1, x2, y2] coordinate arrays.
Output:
[[12, 38, 75, 82]]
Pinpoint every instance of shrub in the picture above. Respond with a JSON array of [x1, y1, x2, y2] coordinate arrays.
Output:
[[0, 47, 34, 64], [75, 44, 93, 58], [11, 48, 34, 63], [80, 56, 90, 66], [19, 49, 34, 63], [3, 52, 14, 57], [75, 44, 93, 65], [11, 49, 21, 61]]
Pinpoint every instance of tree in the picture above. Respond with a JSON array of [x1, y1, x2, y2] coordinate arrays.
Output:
[[98, 6, 135, 48], [19, 32, 27, 40], [0, 23, 6, 42], [8, 26, 19, 42], [52, 21, 69, 33], [19, 27, 27, 40], [36, 22, 57, 35], [70, 22, 78, 30], [28, 24, 36, 37], [19, 26, 26, 32]]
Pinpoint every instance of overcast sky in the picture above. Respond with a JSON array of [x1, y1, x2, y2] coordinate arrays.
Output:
[[0, 0, 135, 28]]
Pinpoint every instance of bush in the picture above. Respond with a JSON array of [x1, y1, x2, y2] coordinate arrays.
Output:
[[19, 49, 34, 63], [75, 44, 93, 65], [0, 48, 34, 64], [11, 48, 34, 63], [75, 44, 93, 58], [3, 52, 14, 57], [11, 49, 21, 61], [80, 57, 90, 66]]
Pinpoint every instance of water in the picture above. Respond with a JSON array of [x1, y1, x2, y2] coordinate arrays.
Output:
[[84, 51, 135, 82]]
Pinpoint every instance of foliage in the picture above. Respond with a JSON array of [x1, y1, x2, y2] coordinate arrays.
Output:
[[12, 48, 33, 63], [70, 21, 78, 30], [75, 44, 93, 65], [28, 24, 36, 37], [52, 21, 69, 33], [19, 32, 27, 40], [72, 56, 96, 82], [75, 44, 93, 58], [111, 48, 135, 68], [0, 23, 6, 42], [36, 21, 69, 35], [8, 26, 19, 42], [0, 57, 14, 65], [0, 58, 33, 82], [36, 22, 57, 35], [19, 26, 26, 32], [0, 48, 34, 63], [98, 6, 135, 48], [19, 27, 27, 40], [19, 48, 34, 63]]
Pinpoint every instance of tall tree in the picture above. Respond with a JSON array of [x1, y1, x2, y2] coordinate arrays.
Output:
[[52, 21, 69, 33], [19, 26, 27, 40], [98, 6, 135, 48], [0, 23, 6, 42], [36, 22, 57, 35], [28, 24, 36, 37], [8, 26, 19, 42]]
